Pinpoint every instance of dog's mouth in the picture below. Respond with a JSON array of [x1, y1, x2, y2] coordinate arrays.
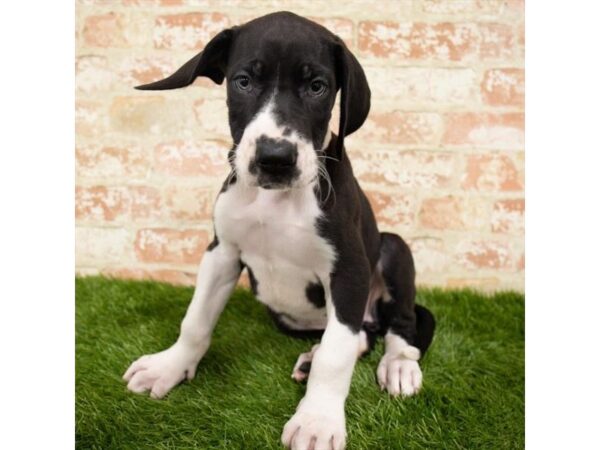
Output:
[[249, 158, 300, 190], [255, 172, 296, 190]]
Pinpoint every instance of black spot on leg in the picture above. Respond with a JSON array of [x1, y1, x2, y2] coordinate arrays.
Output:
[[207, 234, 219, 251], [298, 361, 311, 375], [305, 281, 326, 308], [360, 322, 380, 357], [245, 263, 259, 296], [283, 127, 292, 136], [219, 170, 237, 193]]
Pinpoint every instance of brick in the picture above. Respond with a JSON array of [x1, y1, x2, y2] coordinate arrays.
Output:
[[193, 99, 230, 137], [109, 96, 193, 135], [491, 198, 524, 233], [129, 186, 162, 220], [82, 12, 127, 47], [358, 21, 516, 61], [75, 186, 161, 222], [76, 268, 100, 277], [517, 252, 525, 271], [446, 277, 500, 289], [123, 0, 185, 5], [78, 1, 121, 4], [134, 228, 209, 264], [154, 139, 229, 177], [76, 227, 131, 266], [118, 55, 177, 86], [481, 68, 525, 107], [407, 237, 450, 273], [76, 145, 151, 179], [75, 100, 107, 138], [479, 23, 516, 60], [419, 195, 490, 231], [517, 20, 525, 58], [455, 239, 513, 270], [102, 268, 196, 286], [365, 67, 477, 106], [109, 96, 165, 134], [365, 190, 414, 227], [153, 12, 230, 50], [443, 113, 524, 149], [76, 186, 129, 222], [350, 149, 460, 189], [358, 21, 479, 61], [420, 0, 479, 15], [310, 17, 354, 48], [462, 153, 523, 192], [76, 55, 114, 93], [420, 0, 520, 17], [164, 186, 215, 221], [360, 111, 443, 145]]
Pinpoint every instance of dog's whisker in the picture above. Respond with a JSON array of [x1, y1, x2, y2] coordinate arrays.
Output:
[[315, 159, 335, 204], [316, 154, 339, 162]]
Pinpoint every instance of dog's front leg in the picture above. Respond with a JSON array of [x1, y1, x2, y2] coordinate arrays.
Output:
[[282, 258, 369, 450], [123, 240, 241, 399]]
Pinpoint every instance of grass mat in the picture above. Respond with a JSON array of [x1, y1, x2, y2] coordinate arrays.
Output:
[[76, 276, 524, 449]]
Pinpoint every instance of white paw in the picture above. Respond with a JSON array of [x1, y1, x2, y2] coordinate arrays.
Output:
[[123, 343, 202, 399], [377, 354, 423, 397], [281, 406, 346, 450]]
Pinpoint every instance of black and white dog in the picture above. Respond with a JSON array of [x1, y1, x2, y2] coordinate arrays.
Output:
[[123, 12, 435, 450]]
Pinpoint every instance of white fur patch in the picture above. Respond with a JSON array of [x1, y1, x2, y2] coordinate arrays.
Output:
[[214, 182, 336, 329]]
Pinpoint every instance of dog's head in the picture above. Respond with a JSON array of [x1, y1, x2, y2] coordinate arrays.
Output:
[[137, 11, 370, 190]]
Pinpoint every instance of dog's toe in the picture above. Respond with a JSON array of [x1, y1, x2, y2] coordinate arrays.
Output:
[[282, 409, 346, 450], [377, 355, 423, 397], [123, 344, 201, 398]]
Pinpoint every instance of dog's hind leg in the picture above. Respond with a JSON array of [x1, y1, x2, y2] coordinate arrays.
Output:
[[374, 232, 435, 397], [291, 344, 320, 382], [290, 326, 376, 383]]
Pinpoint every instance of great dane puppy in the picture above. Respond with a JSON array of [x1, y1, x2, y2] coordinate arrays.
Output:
[[123, 11, 435, 450]]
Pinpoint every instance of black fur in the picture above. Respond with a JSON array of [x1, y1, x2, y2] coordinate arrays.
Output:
[[240, 260, 259, 296], [305, 282, 326, 309], [207, 235, 219, 251]]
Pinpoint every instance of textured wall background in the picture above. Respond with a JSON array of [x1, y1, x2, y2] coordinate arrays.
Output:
[[75, 0, 525, 291]]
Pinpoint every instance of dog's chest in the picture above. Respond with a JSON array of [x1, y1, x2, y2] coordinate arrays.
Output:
[[214, 184, 335, 328]]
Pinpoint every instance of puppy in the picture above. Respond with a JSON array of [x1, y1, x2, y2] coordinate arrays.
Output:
[[123, 12, 435, 450]]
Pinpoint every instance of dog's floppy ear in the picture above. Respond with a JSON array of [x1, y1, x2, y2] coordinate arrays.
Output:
[[334, 38, 371, 157], [135, 28, 235, 90]]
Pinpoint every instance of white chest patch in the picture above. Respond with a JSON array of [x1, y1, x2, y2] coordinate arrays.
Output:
[[214, 183, 336, 329]]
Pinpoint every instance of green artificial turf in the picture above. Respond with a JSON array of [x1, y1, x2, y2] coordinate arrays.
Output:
[[76, 276, 524, 449]]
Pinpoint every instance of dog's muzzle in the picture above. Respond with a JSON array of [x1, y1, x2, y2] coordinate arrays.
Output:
[[252, 136, 299, 189]]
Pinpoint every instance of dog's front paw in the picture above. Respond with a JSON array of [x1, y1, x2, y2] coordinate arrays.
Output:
[[123, 343, 202, 399], [377, 354, 423, 397], [281, 407, 346, 450]]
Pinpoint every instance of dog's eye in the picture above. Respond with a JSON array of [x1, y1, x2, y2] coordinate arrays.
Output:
[[234, 75, 251, 91], [308, 80, 326, 97]]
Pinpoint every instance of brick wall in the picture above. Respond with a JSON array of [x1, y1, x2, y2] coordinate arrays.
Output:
[[75, 0, 525, 291]]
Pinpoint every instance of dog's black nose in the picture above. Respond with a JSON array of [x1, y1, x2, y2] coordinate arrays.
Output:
[[255, 137, 297, 171]]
